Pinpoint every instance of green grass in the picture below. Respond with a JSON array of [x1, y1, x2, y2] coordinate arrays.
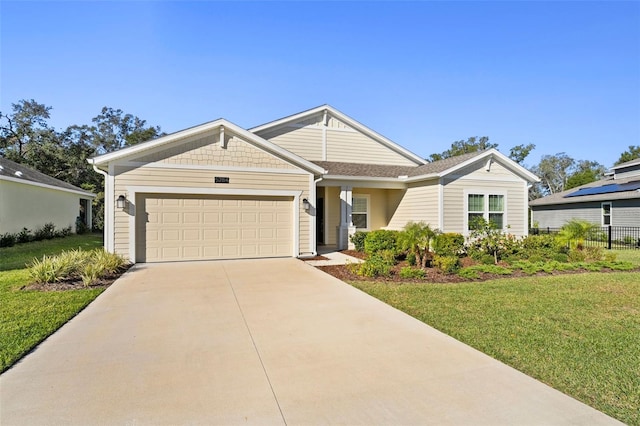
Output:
[[0, 233, 103, 271], [351, 272, 640, 425], [610, 249, 640, 267], [0, 234, 106, 373]]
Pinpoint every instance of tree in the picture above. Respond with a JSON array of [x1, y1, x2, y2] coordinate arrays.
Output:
[[557, 219, 598, 250], [429, 136, 497, 162], [91, 107, 163, 154], [509, 143, 536, 165], [0, 99, 56, 161], [397, 221, 437, 268], [565, 160, 606, 190], [615, 146, 640, 165], [530, 153, 575, 197]]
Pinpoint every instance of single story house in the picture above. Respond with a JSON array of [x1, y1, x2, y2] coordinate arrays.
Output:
[[0, 157, 95, 235], [89, 105, 539, 263], [530, 157, 640, 228]]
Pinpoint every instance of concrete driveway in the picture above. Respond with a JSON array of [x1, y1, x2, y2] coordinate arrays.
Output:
[[0, 258, 621, 425]]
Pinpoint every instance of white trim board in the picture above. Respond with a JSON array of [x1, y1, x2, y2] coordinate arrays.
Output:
[[0, 175, 95, 198]]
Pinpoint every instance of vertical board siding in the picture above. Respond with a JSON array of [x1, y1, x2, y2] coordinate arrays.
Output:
[[386, 183, 440, 230], [113, 166, 309, 259]]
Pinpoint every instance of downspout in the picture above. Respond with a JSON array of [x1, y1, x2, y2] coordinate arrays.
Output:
[[91, 161, 110, 252]]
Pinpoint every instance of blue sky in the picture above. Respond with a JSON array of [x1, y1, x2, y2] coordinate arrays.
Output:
[[1, 1, 639, 168]]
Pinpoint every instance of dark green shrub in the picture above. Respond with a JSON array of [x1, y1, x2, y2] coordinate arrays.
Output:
[[551, 253, 569, 263], [0, 233, 16, 247], [364, 230, 399, 256], [528, 254, 544, 263], [406, 252, 417, 266], [433, 255, 460, 273], [56, 226, 72, 238], [17, 228, 32, 243], [480, 254, 495, 265], [76, 217, 89, 235], [399, 266, 426, 279], [350, 231, 368, 252], [433, 233, 465, 257], [34, 223, 56, 240]]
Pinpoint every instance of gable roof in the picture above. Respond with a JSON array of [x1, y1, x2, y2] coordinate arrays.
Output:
[[611, 157, 640, 171], [315, 149, 540, 183], [0, 157, 95, 197], [249, 105, 428, 166], [89, 118, 326, 175], [530, 174, 640, 207]]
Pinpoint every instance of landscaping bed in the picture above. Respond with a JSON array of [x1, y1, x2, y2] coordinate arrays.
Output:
[[22, 265, 131, 292]]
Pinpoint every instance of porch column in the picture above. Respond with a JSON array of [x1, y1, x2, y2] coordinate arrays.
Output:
[[337, 186, 356, 250]]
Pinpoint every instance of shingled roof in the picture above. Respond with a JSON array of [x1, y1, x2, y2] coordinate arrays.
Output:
[[313, 150, 489, 179], [0, 157, 94, 196]]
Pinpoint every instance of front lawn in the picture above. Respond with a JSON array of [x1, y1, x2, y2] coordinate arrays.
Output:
[[351, 272, 640, 425], [0, 233, 106, 373]]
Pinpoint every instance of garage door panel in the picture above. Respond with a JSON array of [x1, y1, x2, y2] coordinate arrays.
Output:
[[137, 194, 293, 262]]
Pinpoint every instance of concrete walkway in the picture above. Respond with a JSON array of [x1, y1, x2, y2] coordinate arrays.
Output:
[[0, 259, 621, 425], [304, 250, 364, 266]]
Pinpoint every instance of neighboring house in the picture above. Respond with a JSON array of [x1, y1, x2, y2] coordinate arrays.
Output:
[[530, 157, 640, 229], [0, 157, 95, 235], [89, 105, 539, 263]]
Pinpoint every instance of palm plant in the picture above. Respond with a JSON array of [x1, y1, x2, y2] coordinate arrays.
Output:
[[398, 221, 437, 268], [557, 219, 598, 250]]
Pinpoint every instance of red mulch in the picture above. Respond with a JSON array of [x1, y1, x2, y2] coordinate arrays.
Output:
[[22, 265, 133, 292]]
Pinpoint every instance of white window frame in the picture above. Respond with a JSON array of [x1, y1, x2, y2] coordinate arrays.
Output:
[[351, 194, 370, 230], [464, 190, 507, 233], [601, 202, 612, 226]]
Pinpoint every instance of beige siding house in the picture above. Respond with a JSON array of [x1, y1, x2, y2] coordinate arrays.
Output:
[[91, 105, 539, 263], [0, 158, 94, 235]]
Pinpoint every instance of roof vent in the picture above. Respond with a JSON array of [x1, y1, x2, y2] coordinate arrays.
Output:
[[15, 171, 23, 177]]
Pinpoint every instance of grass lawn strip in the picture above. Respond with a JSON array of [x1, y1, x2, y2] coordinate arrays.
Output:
[[0, 234, 106, 373], [351, 272, 640, 425]]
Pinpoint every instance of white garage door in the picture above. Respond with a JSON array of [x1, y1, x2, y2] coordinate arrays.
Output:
[[136, 194, 293, 262]]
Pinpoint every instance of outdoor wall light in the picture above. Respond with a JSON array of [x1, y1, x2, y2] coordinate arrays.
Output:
[[302, 198, 310, 211], [116, 195, 127, 209]]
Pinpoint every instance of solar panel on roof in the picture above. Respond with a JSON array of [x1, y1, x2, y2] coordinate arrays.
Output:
[[565, 181, 640, 198]]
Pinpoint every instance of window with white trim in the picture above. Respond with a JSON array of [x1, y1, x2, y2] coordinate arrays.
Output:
[[602, 202, 611, 226], [467, 193, 505, 230], [352, 196, 369, 229]]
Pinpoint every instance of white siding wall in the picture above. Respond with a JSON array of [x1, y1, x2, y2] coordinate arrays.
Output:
[[325, 129, 417, 166], [443, 161, 528, 236], [259, 127, 323, 161], [0, 180, 82, 234], [386, 183, 440, 230]]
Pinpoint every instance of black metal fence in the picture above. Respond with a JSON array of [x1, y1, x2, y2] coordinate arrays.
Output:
[[529, 226, 640, 250]]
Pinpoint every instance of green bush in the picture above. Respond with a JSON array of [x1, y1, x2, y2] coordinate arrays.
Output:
[[364, 230, 399, 256], [33, 223, 57, 240], [479, 254, 496, 265], [0, 233, 16, 248], [457, 268, 480, 280], [354, 252, 395, 278], [350, 231, 368, 252], [406, 252, 417, 266], [433, 255, 460, 273], [17, 228, 32, 244], [551, 253, 569, 263], [433, 233, 465, 257], [527, 254, 544, 263], [568, 249, 587, 263], [399, 266, 426, 279]]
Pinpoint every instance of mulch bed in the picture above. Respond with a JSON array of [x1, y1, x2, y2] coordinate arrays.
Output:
[[22, 265, 133, 292], [302, 255, 330, 261], [317, 258, 640, 284]]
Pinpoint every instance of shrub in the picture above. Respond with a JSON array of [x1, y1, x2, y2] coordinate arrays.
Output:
[[350, 231, 368, 252], [433, 233, 465, 257], [479, 254, 496, 265], [364, 230, 399, 256], [584, 246, 604, 262], [28, 249, 128, 285], [457, 268, 480, 280], [0, 233, 16, 248], [91, 249, 127, 274], [557, 219, 599, 250], [17, 228, 32, 243], [603, 252, 617, 262], [397, 222, 437, 268], [56, 226, 73, 238], [433, 255, 460, 273], [81, 263, 103, 287], [527, 254, 544, 264], [406, 252, 417, 266], [568, 249, 587, 263], [399, 266, 426, 279], [551, 253, 569, 263], [33, 223, 57, 240], [76, 217, 88, 235], [29, 255, 74, 283], [354, 252, 395, 278]]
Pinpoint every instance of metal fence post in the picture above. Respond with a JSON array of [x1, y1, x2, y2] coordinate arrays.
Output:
[[608, 225, 612, 250]]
